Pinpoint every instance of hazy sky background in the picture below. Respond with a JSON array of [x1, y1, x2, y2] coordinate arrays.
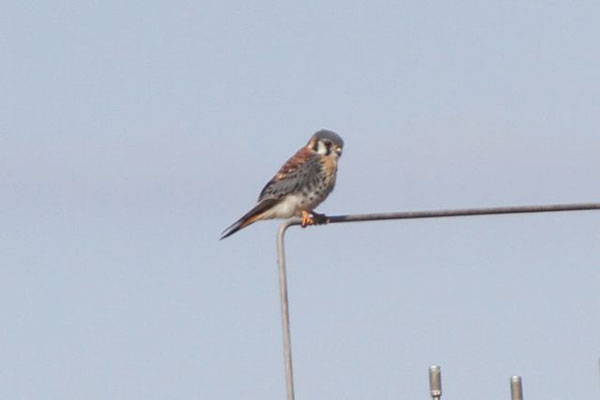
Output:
[[2, 1, 600, 399]]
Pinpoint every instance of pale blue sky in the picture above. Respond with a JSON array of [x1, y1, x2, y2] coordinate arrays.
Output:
[[2, 1, 600, 399]]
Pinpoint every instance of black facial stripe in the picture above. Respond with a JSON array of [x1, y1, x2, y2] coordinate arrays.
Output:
[[325, 141, 331, 155]]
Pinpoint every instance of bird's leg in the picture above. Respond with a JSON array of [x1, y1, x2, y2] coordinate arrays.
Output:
[[300, 210, 313, 227], [300, 210, 329, 228]]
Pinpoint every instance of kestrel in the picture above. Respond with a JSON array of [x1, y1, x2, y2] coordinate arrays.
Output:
[[220, 129, 344, 239]]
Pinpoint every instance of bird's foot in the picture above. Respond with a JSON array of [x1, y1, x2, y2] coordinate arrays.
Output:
[[300, 210, 329, 228], [300, 210, 313, 227]]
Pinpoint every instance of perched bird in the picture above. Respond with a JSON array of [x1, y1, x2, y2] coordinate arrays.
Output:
[[220, 129, 344, 239]]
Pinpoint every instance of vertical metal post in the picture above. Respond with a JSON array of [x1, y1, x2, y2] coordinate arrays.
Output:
[[429, 365, 442, 400], [266, 204, 600, 399], [510, 376, 523, 400], [277, 219, 300, 400]]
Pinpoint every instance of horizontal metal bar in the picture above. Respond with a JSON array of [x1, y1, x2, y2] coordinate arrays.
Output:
[[283, 202, 600, 226]]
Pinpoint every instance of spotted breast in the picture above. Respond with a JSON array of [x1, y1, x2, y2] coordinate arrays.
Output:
[[259, 152, 337, 216]]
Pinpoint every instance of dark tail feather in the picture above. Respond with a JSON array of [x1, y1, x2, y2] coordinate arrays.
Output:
[[219, 219, 246, 240], [220, 199, 279, 240]]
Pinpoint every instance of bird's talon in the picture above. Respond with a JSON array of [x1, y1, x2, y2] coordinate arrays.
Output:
[[300, 210, 329, 227], [301, 210, 314, 227]]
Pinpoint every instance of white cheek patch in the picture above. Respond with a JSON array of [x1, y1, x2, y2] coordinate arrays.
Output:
[[316, 141, 333, 155], [316, 141, 327, 155]]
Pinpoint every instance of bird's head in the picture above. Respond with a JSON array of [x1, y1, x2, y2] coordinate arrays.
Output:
[[308, 129, 344, 159]]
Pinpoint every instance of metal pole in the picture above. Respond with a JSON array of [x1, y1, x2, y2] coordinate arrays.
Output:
[[429, 365, 442, 400], [510, 375, 523, 400], [276, 219, 300, 400], [274, 203, 600, 398]]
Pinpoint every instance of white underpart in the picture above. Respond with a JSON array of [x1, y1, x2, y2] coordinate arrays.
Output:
[[261, 194, 305, 219]]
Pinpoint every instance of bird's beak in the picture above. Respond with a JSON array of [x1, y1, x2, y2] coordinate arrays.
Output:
[[335, 147, 342, 157]]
